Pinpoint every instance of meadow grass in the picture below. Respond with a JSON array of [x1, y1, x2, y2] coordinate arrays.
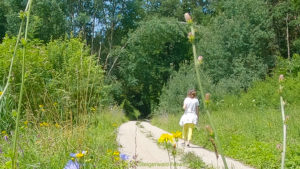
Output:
[[151, 104, 300, 169], [181, 152, 213, 169], [0, 107, 129, 169]]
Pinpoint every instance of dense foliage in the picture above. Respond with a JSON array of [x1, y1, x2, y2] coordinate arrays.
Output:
[[152, 66, 300, 168], [0, 37, 110, 130], [0, 0, 299, 168], [115, 17, 191, 117], [0, 0, 299, 117]]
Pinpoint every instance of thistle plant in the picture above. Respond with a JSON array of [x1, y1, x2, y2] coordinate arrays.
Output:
[[171, 131, 182, 169], [184, 12, 229, 169], [205, 125, 218, 159], [11, 0, 33, 168], [279, 74, 287, 169]]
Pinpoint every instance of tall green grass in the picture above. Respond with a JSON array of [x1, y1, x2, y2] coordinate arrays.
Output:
[[152, 73, 300, 169], [0, 108, 128, 168], [186, 13, 228, 168], [152, 105, 300, 168]]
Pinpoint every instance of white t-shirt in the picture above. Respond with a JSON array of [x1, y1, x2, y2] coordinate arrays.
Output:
[[184, 97, 199, 114], [179, 97, 199, 126]]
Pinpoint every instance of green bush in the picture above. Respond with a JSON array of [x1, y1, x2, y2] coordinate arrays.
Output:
[[0, 37, 111, 130], [153, 63, 214, 115]]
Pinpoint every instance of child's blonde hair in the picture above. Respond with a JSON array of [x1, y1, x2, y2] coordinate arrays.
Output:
[[188, 89, 196, 98]]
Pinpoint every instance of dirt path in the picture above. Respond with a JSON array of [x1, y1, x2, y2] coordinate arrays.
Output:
[[117, 121, 255, 169]]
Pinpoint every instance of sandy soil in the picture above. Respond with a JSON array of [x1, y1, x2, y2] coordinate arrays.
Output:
[[117, 121, 255, 169]]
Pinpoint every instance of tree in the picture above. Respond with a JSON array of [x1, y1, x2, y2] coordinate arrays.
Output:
[[113, 17, 191, 117], [197, 0, 276, 91], [30, 0, 68, 42], [0, 1, 8, 42]]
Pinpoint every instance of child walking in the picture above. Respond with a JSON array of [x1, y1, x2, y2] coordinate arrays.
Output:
[[179, 89, 199, 147]]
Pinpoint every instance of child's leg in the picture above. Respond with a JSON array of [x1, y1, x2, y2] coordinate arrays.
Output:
[[182, 124, 188, 141], [187, 123, 195, 142]]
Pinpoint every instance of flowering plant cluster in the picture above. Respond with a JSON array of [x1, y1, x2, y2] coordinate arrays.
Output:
[[158, 131, 182, 169]]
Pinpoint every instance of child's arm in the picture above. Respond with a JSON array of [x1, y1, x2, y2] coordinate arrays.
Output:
[[183, 98, 187, 110]]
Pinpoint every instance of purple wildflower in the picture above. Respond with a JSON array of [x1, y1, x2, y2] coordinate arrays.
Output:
[[120, 153, 130, 160], [4, 135, 8, 142], [64, 160, 80, 169]]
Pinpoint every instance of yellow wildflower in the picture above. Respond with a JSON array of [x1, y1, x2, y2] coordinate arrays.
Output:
[[71, 157, 75, 161], [90, 107, 96, 112], [24, 121, 28, 125], [1, 131, 7, 135], [112, 123, 117, 127], [172, 131, 182, 139], [113, 151, 120, 156], [158, 133, 174, 143], [53, 102, 57, 106], [85, 159, 92, 162], [114, 157, 120, 161], [55, 123, 61, 128], [0, 91, 3, 96], [76, 152, 84, 158], [39, 105, 44, 108], [40, 122, 49, 127]]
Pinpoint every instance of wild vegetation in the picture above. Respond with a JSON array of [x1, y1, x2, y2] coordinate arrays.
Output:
[[152, 56, 300, 168], [0, 0, 300, 168]]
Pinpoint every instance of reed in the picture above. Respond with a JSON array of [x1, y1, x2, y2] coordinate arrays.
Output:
[[185, 13, 229, 169], [12, 0, 33, 168], [279, 74, 287, 169]]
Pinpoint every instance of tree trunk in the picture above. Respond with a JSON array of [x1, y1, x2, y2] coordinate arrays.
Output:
[[286, 13, 290, 60]]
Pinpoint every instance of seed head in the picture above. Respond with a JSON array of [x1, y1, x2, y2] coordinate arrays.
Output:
[[198, 56, 203, 64], [279, 74, 284, 82], [188, 32, 195, 43], [276, 144, 282, 150], [205, 93, 211, 103], [184, 13, 192, 23], [205, 125, 214, 136]]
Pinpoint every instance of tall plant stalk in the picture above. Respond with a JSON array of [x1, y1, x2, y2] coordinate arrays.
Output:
[[279, 75, 287, 169], [185, 13, 229, 169], [0, 16, 25, 102], [12, 0, 33, 168]]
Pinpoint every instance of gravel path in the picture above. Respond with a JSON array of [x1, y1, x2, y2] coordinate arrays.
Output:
[[117, 121, 255, 169]]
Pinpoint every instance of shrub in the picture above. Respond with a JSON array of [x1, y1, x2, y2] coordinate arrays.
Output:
[[153, 63, 214, 115], [0, 37, 111, 130]]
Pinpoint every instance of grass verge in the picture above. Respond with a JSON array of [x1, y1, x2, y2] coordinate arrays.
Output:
[[0, 107, 128, 169], [152, 105, 300, 169]]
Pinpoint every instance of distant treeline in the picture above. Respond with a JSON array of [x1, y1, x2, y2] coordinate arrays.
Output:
[[0, 0, 299, 117]]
